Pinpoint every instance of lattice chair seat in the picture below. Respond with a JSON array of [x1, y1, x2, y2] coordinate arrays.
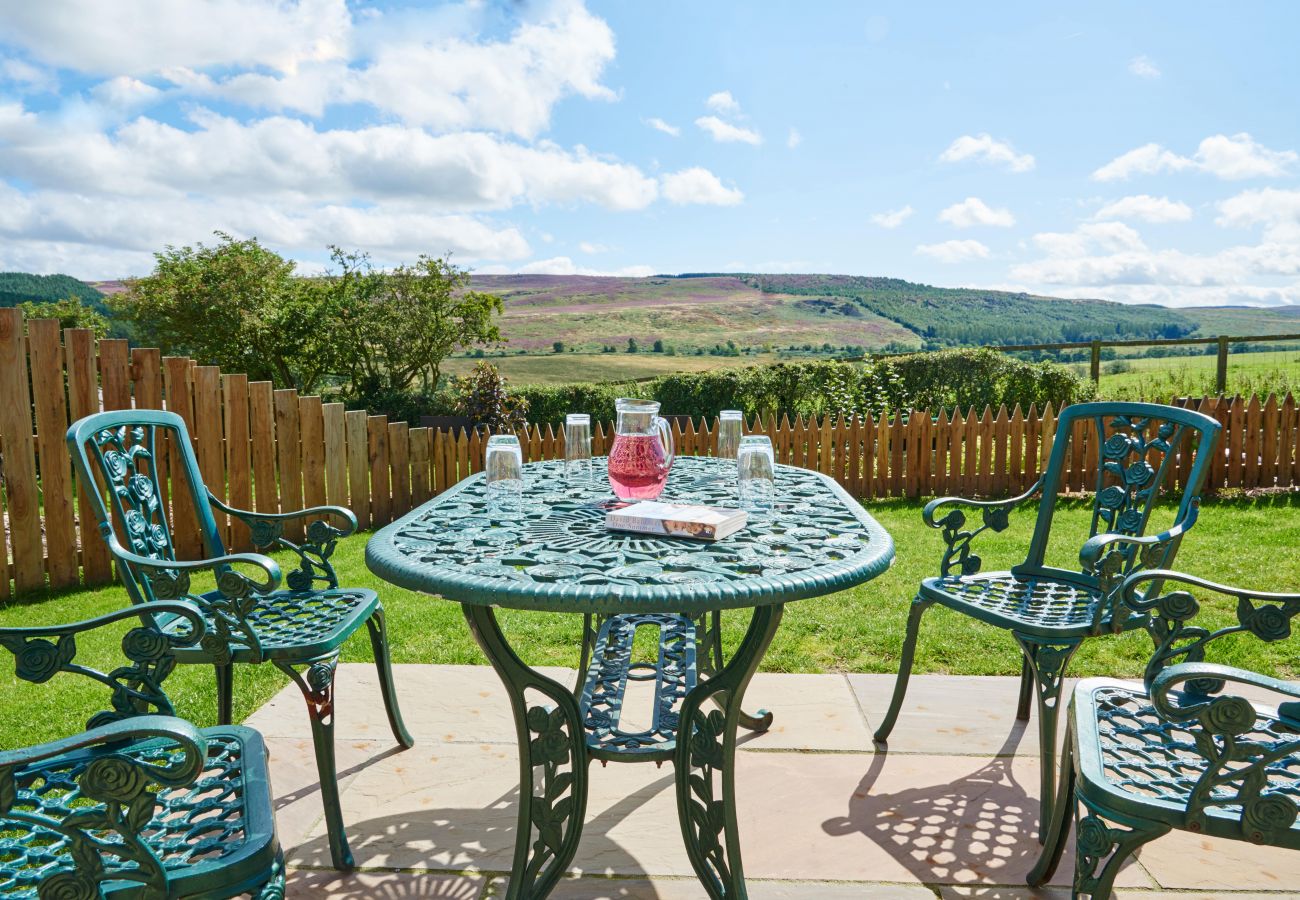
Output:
[[2, 725, 279, 898], [1074, 679, 1300, 847], [920, 573, 1144, 636], [160, 588, 379, 664]]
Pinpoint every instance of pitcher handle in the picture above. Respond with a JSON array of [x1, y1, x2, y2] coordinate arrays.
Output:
[[656, 416, 676, 471]]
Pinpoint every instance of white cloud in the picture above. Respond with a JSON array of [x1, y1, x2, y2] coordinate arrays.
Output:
[[938, 197, 1015, 228], [1, 58, 57, 93], [786, 127, 802, 149], [0, 0, 351, 76], [90, 76, 164, 112], [939, 133, 1035, 173], [1093, 133, 1298, 181], [505, 256, 655, 277], [1129, 55, 1160, 78], [915, 239, 990, 263], [1011, 217, 1300, 307], [1094, 194, 1193, 223], [646, 117, 680, 137], [870, 205, 913, 229], [1217, 188, 1300, 243], [0, 107, 661, 212], [705, 90, 740, 115], [659, 167, 744, 206], [695, 115, 762, 145], [578, 241, 607, 253]]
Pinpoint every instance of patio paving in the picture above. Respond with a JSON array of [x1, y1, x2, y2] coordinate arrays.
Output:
[[248, 664, 1300, 898]]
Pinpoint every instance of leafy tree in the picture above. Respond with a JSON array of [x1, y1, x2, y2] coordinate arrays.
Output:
[[652, 339, 664, 353], [324, 248, 503, 398], [19, 297, 110, 337], [452, 362, 528, 431], [626, 337, 639, 353], [553, 341, 566, 353], [112, 233, 330, 391]]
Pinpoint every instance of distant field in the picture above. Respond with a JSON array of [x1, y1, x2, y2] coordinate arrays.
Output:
[[444, 351, 781, 384], [1081, 346, 1300, 400], [471, 274, 919, 355]]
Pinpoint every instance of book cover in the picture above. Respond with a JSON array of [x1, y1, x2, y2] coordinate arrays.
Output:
[[605, 501, 747, 541]]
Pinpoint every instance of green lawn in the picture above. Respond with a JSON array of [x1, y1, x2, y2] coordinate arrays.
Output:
[[4, 494, 1299, 749], [1079, 346, 1300, 400]]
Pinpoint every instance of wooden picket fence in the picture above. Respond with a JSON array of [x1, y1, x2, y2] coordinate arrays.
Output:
[[0, 309, 1298, 596]]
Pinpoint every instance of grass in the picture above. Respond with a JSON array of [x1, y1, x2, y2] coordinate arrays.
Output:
[[4, 493, 1300, 749], [443, 351, 781, 385], [1070, 346, 1300, 401]]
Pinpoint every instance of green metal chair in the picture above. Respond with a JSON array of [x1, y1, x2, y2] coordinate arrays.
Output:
[[67, 409, 414, 870], [873, 401, 1221, 836], [1030, 568, 1300, 898], [1, 600, 285, 897]]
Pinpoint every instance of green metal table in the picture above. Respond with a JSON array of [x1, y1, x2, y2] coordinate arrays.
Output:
[[366, 455, 894, 899]]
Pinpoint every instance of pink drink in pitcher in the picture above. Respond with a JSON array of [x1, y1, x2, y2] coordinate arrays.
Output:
[[607, 399, 676, 500]]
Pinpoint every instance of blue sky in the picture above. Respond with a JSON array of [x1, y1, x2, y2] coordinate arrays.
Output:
[[1, 1, 1299, 306]]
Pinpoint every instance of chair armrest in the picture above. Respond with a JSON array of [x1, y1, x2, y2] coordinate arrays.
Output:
[[0, 714, 207, 778], [209, 491, 358, 539], [923, 477, 1042, 577], [208, 490, 354, 591], [1080, 502, 1201, 634], [0, 715, 208, 897], [1120, 568, 1300, 683], [106, 535, 281, 664], [0, 601, 207, 727], [1151, 661, 1300, 729], [1080, 501, 1199, 573]]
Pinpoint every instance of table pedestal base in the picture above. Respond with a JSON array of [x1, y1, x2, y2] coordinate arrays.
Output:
[[464, 603, 784, 900]]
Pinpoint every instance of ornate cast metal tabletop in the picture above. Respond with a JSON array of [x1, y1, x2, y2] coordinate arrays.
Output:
[[366, 456, 894, 900]]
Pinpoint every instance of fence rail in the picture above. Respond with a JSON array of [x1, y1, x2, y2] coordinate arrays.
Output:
[[1, 309, 1298, 596]]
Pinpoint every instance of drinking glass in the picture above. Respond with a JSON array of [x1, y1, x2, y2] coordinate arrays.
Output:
[[737, 435, 776, 510], [484, 434, 524, 513], [716, 410, 743, 460], [564, 413, 593, 489]]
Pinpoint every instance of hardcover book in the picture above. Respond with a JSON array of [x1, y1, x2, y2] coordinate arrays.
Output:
[[605, 501, 747, 541]]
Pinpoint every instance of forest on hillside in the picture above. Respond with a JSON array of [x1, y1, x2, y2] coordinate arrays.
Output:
[[744, 274, 1198, 346], [0, 272, 110, 314]]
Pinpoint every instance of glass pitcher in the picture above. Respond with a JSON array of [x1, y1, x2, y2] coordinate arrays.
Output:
[[607, 398, 676, 500]]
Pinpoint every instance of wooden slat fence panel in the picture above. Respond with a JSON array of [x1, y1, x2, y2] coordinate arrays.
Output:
[[28, 319, 77, 589], [223, 374, 251, 551]]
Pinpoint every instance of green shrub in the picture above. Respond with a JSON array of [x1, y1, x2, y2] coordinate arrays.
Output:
[[881, 348, 1094, 412]]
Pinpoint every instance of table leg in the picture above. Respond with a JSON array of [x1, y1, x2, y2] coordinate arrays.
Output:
[[697, 610, 774, 732], [462, 605, 589, 900], [675, 603, 784, 900]]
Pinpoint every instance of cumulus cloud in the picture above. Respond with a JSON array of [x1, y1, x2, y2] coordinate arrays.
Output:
[[939, 133, 1035, 172], [1093, 133, 1298, 181], [705, 90, 740, 115], [504, 256, 655, 277], [0, 0, 352, 76], [1217, 188, 1300, 243], [578, 241, 608, 253], [1094, 194, 1193, 223], [645, 117, 680, 136], [787, 127, 802, 149], [938, 197, 1015, 228], [695, 115, 762, 145], [1129, 55, 1160, 78], [915, 239, 990, 263], [660, 167, 744, 206], [1011, 216, 1300, 307], [870, 205, 913, 229], [0, 1, 752, 274]]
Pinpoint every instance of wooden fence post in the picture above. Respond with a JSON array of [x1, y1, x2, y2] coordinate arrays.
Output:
[[1216, 336, 1230, 395]]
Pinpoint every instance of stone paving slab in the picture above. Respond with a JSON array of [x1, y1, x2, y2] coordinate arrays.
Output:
[[264, 665, 1299, 898]]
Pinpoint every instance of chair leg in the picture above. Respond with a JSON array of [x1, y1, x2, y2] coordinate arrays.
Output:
[[1015, 637, 1079, 843], [873, 595, 934, 744], [366, 605, 414, 749], [277, 655, 354, 871], [1016, 655, 1033, 721], [1027, 721, 1076, 888], [215, 663, 234, 726], [1072, 804, 1169, 899]]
